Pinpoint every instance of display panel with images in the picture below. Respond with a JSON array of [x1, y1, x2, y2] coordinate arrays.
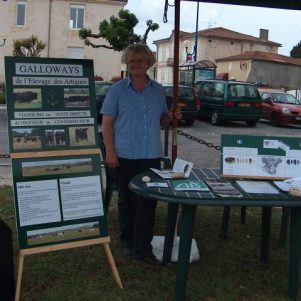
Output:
[[5, 57, 107, 249], [221, 134, 301, 180]]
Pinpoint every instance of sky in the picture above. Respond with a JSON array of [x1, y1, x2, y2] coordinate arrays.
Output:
[[125, 0, 301, 56]]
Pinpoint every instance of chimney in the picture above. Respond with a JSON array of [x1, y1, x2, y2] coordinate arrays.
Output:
[[259, 29, 269, 41]]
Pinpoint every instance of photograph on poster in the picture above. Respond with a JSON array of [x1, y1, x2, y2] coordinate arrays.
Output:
[[64, 88, 90, 107], [26, 221, 100, 246], [45, 129, 66, 146], [13, 88, 42, 109], [22, 158, 93, 177], [12, 128, 41, 150], [69, 126, 95, 146]]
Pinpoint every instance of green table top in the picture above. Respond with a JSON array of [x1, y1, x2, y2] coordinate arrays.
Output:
[[129, 168, 301, 207]]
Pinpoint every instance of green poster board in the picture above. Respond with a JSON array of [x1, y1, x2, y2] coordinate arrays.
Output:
[[5, 57, 108, 249], [221, 134, 301, 180]]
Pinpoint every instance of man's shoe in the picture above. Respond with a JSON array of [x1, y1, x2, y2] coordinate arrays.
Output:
[[123, 247, 133, 256], [134, 254, 161, 266]]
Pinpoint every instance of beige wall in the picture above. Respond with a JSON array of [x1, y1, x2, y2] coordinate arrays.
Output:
[[155, 32, 279, 84], [0, 0, 126, 83], [216, 60, 301, 90], [215, 60, 252, 81]]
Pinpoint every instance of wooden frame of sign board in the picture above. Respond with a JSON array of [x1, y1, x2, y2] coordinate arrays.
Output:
[[220, 134, 301, 180], [11, 150, 123, 301], [4, 57, 122, 301]]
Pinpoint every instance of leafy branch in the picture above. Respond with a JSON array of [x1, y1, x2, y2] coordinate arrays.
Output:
[[79, 9, 159, 51]]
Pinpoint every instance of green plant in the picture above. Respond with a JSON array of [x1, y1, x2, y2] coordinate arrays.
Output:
[[290, 40, 301, 58], [0, 91, 5, 104], [13, 35, 46, 57], [79, 9, 159, 51]]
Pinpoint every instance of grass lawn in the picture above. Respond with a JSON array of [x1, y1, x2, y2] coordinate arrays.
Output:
[[0, 185, 292, 301]]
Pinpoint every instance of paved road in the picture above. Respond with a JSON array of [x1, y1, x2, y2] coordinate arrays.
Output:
[[0, 108, 8, 152], [0, 108, 300, 184], [168, 118, 301, 169]]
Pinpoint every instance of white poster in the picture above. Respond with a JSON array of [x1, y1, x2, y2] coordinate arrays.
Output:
[[60, 176, 103, 220], [16, 179, 61, 226]]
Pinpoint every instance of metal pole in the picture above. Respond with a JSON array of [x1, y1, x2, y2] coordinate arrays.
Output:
[[193, 2, 199, 62], [171, 0, 180, 164]]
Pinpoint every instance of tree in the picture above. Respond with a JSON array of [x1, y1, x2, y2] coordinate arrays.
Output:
[[13, 35, 46, 57], [79, 9, 159, 51], [290, 41, 301, 58]]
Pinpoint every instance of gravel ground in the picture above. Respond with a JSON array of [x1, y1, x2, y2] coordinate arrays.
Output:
[[0, 165, 12, 186]]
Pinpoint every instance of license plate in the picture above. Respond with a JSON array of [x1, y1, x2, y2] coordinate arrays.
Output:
[[238, 103, 250, 107], [178, 102, 186, 107]]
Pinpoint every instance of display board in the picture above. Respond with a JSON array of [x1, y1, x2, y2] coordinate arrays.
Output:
[[5, 57, 107, 249], [221, 134, 301, 180]]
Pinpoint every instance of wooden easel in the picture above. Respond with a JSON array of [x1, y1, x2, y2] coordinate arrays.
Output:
[[15, 237, 123, 301]]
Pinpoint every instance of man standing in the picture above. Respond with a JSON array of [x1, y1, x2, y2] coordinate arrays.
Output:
[[101, 44, 180, 265]]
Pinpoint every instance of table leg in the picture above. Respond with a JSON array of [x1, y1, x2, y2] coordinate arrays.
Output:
[[241, 206, 247, 224], [260, 207, 272, 263], [220, 206, 231, 239], [162, 203, 179, 264], [288, 207, 301, 300], [278, 207, 290, 249], [175, 204, 197, 301]]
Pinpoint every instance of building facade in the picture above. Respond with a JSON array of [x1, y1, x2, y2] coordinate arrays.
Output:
[[153, 27, 281, 84], [0, 0, 127, 83], [216, 51, 301, 90]]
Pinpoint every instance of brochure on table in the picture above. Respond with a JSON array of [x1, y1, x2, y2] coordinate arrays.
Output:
[[150, 158, 193, 179], [221, 134, 301, 180], [171, 180, 209, 191], [236, 180, 280, 194], [5, 57, 107, 249], [205, 178, 243, 197]]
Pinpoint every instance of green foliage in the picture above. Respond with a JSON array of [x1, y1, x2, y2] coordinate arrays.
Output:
[[79, 9, 159, 51], [290, 40, 301, 58], [13, 35, 46, 57], [0, 83, 5, 104], [0, 91, 5, 104]]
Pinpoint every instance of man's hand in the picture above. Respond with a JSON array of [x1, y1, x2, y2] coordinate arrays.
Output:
[[105, 151, 119, 169], [160, 107, 182, 127], [172, 107, 182, 120]]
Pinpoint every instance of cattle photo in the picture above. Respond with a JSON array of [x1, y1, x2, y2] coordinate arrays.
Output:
[[45, 129, 66, 146], [22, 158, 93, 177], [64, 88, 90, 107], [69, 126, 95, 146], [12, 128, 42, 150], [27, 222, 100, 246], [13, 88, 42, 109]]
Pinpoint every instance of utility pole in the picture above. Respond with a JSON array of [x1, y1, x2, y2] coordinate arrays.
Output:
[[193, 2, 199, 62]]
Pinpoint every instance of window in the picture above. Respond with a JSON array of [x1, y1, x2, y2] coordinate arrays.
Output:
[[67, 47, 84, 59], [69, 5, 85, 29], [16, 1, 26, 26]]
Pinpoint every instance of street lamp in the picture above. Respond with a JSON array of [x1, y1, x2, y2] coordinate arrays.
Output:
[[185, 2, 199, 62], [185, 46, 194, 62], [0, 37, 6, 47]]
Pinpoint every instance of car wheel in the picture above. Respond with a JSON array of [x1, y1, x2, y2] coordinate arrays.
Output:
[[271, 112, 280, 126], [246, 120, 257, 127], [211, 111, 222, 126], [184, 119, 195, 126]]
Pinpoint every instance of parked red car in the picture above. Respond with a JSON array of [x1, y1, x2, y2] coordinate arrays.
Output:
[[260, 92, 301, 126]]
